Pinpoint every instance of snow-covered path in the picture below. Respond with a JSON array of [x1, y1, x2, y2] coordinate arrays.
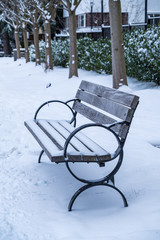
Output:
[[0, 57, 160, 240]]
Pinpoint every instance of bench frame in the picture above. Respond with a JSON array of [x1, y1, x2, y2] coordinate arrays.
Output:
[[25, 81, 139, 211]]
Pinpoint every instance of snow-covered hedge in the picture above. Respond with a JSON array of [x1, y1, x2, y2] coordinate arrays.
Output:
[[29, 39, 69, 67], [29, 37, 112, 74], [124, 25, 160, 85], [29, 25, 160, 85], [77, 37, 112, 74], [52, 38, 69, 67]]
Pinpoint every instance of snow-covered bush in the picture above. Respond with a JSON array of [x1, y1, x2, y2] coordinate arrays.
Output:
[[29, 40, 45, 63], [77, 37, 112, 74], [52, 38, 69, 67], [77, 37, 94, 71], [29, 26, 160, 85], [29, 37, 112, 74], [29, 39, 69, 67], [124, 25, 160, 85], [29, 44, 36, 62]]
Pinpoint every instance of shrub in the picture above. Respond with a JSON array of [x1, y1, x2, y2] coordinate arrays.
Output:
[[52, 38, 69, 68], [77, 37, 112, 74], [29, 26, 160, 85], [124, 25, 160, 85], [29, 37, 112, 74], [29, 40, 45, 63]]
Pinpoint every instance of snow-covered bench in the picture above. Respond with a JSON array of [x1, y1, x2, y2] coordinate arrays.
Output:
[[13, 48, 25, 61], [24, 80, 139, 211]]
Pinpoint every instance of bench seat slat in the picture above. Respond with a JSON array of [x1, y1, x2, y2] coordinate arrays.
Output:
[[37, 120, 75, 152], [58, 120, 109, 156], [48, 120, 109, 157], [25, 120, 111, 163], [48, 120, 95, 153], [24, 120, 64, 161]]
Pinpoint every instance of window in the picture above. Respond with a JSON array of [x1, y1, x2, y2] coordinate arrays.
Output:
[[78, 14, 86, 28], [65, 17, 69, 29], [148, 14, 160, 25]]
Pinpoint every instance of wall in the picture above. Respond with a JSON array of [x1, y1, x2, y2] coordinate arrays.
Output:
[[63, 0, 145, 24], [148, 0, 160, 13]]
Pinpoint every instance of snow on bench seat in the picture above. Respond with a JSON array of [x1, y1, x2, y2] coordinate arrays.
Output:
[[24, 119, 111, 163]]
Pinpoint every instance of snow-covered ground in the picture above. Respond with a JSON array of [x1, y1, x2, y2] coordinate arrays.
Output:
[[0, 57, 160, 240]]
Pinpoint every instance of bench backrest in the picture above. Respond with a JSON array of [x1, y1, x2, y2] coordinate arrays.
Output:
[[73, 80, 139, 141]]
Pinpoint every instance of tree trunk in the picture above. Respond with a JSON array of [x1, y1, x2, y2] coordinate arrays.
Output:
[[14, 27, 21, 59], [22, 26, 30, 63], [2, 31, 11, 55], [68, 10, 78, 78], [109, 0, 127, 89], [45, 20, 53, 71], [33, 23, 41, 65]]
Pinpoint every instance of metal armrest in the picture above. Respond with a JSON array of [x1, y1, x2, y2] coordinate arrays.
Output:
[[34, 99, 78, 127], [64, 123, 123, 161]]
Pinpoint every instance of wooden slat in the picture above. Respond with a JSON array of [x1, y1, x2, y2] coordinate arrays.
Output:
[[73, 101, 118, 125], [48, 120, 94, 153], [58, 120, 110, 156], [24, 120, 64, 162], [117, 123, 129, 140], [76, 89, 134, 122], [79, 80, 139, 109], [37, 120, 75, 152], [25, 120, 111, 163], [73, 101, 130, 140], [48, 120, 110, 158], [66, 153, 111, 162]]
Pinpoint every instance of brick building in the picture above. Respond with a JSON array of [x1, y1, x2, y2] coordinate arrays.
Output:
[[58, 0, 144, 39]]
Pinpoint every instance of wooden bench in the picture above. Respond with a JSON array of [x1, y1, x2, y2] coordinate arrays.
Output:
[[13, 48, 25, 61], [0, 51, 4, 57], [24, 80, 139, 211]]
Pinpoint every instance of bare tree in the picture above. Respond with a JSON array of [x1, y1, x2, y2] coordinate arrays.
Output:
[[17, 1, 30, 63], [34, 0, 59, 71], [0, 20, 12, 55], [21, 22, 30, 63], [19, 0, 42, 65], [0, 0, 21, 59], [109, 0, 127, 89], [0, 0, 30, 62], [2, 30, 12, 55], [61, 0, 82, 78]]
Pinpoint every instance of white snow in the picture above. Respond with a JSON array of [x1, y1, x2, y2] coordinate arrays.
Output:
[[0, 57, 160, 240]]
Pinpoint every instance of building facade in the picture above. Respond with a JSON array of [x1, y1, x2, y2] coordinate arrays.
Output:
[[57, 0, 160, 39], [148, 0, 160, 25]]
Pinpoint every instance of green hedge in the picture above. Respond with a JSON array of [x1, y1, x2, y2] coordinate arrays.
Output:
[[124, 26, 160, 85], [29, 37, 111, 74], [29, 25, 160, 85], [77, 37, 112, 74]]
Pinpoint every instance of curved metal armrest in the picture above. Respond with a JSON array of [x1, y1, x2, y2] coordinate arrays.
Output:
[[34, 99, 78, 127], [64, 123, 123, 160]]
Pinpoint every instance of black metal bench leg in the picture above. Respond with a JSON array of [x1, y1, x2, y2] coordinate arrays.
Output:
[[68, 183, 128, 211], [38, 150, 44, 163]]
